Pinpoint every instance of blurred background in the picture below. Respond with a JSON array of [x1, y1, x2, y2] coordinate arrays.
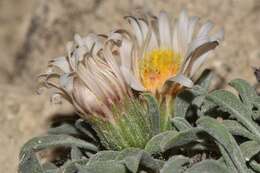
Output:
[[0, 0, 259, 172]]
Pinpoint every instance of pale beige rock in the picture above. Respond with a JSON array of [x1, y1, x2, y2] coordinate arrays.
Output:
[[0, 0, 259, 172]]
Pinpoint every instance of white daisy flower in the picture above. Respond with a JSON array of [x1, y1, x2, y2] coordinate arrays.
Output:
[[116, 10, 224, 95]]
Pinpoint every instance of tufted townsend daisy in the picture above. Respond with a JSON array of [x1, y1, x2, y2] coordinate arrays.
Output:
[[38, 9, 224, 148]]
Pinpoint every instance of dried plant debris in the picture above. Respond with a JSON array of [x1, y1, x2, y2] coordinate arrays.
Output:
[[253, 67, 260, 83]]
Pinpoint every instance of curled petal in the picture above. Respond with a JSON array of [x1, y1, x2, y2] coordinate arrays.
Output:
[[73, 79, 114, 122], [210, 28, 224, 42], [197, 21, 214, 38], [59, 73, 74, 92], [190, 52, 210, 77], [107, 32, 122, 42], [186, 35, 210, 57], [66, 42, 74, 57], [126, 16, 143, 47], [120, 38, 133, 69], [139, 20, 149, 40], [183, 41, 219, 75], [120, 66, 145, 91], [50, 56, 70, 73], [167, 74, 194, 88], [74, 34, 84, 46]]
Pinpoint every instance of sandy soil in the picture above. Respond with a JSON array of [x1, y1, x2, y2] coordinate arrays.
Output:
[[0, 0, 259, 172]]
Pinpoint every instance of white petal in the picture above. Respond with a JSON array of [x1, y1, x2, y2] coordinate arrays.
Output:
[[74, 34, 84, 46], [93, 72, 116, 101], [84, 33, 99, 51], [120, 39, 133, 69], [187, 16, 199, 43], [120, 66, 145, 91], [179, 10, 189, 38], [84, 34, 103, 56], [139, 20, 149, 40], [77, 63, 104, 99], [190, 52, 210, 77], [197, 21, 214, 38], [51, 56, 70, 73], [183, 41, 219, 75], [127, 17, 143, 46], [167, 74, 193, 88], [103, 47, 127, 92], [108, 32, 122, 42], [178, 9, 189, 55], [73, 81, 104, 116], [59, 73, 73, 92], [210, 28, 224, 42], [66, 42, 74, 55], [159, 11, 171, 47], [172, 21, 180, 53], [74, 46, 87, 62], [186, 35, 209, 56], [99, 68, 125, 100], [45, 67, 53, 74], [147, 30, 159, 51]]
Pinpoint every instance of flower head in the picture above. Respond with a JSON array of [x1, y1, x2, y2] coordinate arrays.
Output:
[[39, 34, 131, 124], [39, 33, 152, 149], [117, 10, 224, 95]]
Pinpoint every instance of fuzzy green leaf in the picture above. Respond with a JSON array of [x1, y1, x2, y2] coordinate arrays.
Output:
[[222, 120, 257, 140], [197, 117, 249, 173], [71, 147, 83, 161], [206, 90, 260, 139], [42, 162, 57, 170], [116, 148, 143, 173], [145, 131, 177, 154], [174, 90, 195, 118], [229, 79, 257, 109], [161, 156, 190, 173], [185, 160, 230, 173], [139, 151, 161, 172], [240, 141, 260, 161], [78, 160, 127, 173], [174, 84, 207, 118], [18, 151, 44, 173], [75, 119, 98, 142], [115, 148, 160, 173], [62, 159, 89, 173], [160, 128, 205, 152], [45, 169, 59, 173], [143, 93, 160, 135], [20, 135, 98, 159], [195, 69, 214, 90], [48, 123, 80, 135], [88, 150, 119, 165], [249, 160, 260, 172], [171, 117, 192, 131]]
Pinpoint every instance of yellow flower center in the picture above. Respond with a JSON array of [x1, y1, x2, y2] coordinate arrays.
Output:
[[139, 49, 181, 92]]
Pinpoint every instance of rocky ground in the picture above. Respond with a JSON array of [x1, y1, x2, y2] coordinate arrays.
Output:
[[0, 0, 259, 172]]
